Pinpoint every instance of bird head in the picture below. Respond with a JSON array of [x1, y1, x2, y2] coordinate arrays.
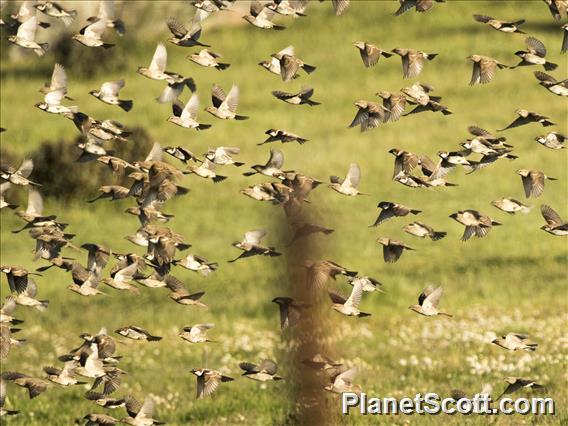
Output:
[[352, 41, 365, 49]]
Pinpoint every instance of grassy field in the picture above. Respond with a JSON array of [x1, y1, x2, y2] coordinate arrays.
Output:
[[0, 1, 567, 424]]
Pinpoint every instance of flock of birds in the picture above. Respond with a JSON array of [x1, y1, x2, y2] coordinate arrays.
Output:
[[0, 0, 567, 424]]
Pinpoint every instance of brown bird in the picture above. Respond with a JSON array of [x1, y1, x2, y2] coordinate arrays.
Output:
[[271, 51, 316, 82], [394, 0, 445, 15], [229, 229, 281, 262], [272, 87, 320, 106], [392, 48, 437, 78], [540, 205, 567, 236], [514, 37, 557, 71], [491, 198, 531, 215], [353, 41, 392, 67], [376, 237, 415, 263], [272, 297, 310, 329], [533, 71, 568, 97], [498, 109, 555, 131], [516, 169, 556, 198], [403, 222, 446, 241], [472, 14, 525, 33], [497, 377, 545, 400], [349, 100, 389, 132], [468, 55, 509, 85], [449, 210, 501, 241], [376, 91, 407, 122], [371, 201, 421, 227], [191, 368, 234, 399], [409, 286, 452, 317], [304, 260, 357, 289], [389, 149, 420, 179], [165, 275, 207, 308], [1, 372, 48, 399]]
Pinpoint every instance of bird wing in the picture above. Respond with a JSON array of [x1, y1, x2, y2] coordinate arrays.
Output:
[[211, 84, 226, 108], [479, 58, 496, 84], [363, 44, 381, 67], [145, 142, 163, 162], [501, 115, 528, 131], [125, 395, 142, 417], [23, 279, 38, 298], [526, 36, 547, 57], [278, 45, 295, 57], [472, 14, 492, 23], [335, 367, 357, 386], [328, 291, 347, 305], [182, 93, 200, 121], [423, 286, 443, 310], [203, 374, 221, 397], [406, 53, 424, 78], [280, 55, 300, 81], [114, 261, 137, 283], [267, 149, 284, 168], [166, 17, 188, 38], [332, 0, 350, 15], [25, 188, 43, 216], [50, 64, 68, 90], [345, 280, 363, 308], [534, 71, 556, 83], [101, 80, 124, 97], [84, 18, 107, 39], [469, 60, 481, 85], [250, 0, 265, 17], [541, 204, 563, 226], [349, 106, 369, 128], [45, 88, 65, 105], [521, 175, 534, 198], [165, 275, 187, 293], [223, 85, 240, 114], [17, 16, 38, 41], [343, 163, 360, 189], [244, 229, 266, 245], [16, 159, 34, 179], [259, 359, 278, 375], [136, 396, 155, 421], [149, 43, 167, 73], [467, 125, 492, 137]]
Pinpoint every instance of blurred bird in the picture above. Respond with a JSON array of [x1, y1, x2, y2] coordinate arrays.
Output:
[[8, 16, 48, 56], [34, 2, 77, 26], [353, 41, 392, 67], [376, 91, 407, 122], [205, 146, 244, 167], [371, 201, 421, 227], [205, 84, 248, 120], [168, 94, 211, 130], [304, 260, 357, 289], [394, 0, 445, 15], [137, 43, 184, 84], [271, 50, 316, 82], [409, 286, 452, 317], [347, 276, 383, 293], [498, 109, 555, 131], [389, 148, 420, 179], [165, 276, 207, 307], [44, 360, 85, 386], [376, 237, 415, 263], [268, 0, 308, 18], [83, 413, 119, 425], [0, 324, 25, 360], [533, 71, 567, 97], [0, 297, 22, 325], [535, 132, 565, 149], [329, 163, 365, 196], [243, 149, 285, 178], [328, 278, 370, 317], [229, 229, 281, 262], [0, 183, 17, 210], [449, 210, 501, 241], [272, 87, 320, 105], [516, 169, 556, 198], [491, 198, 531, 214], [261, 128, 308, 145], [472, 14, 525, 33], [164, 146, 201, 164], [289, 222, 334, 244], [543, 0, 567, 21], [243, 1, 285, 30], [392, 48, 437, 78], [540, 205, 567, 236], [73, 19, 114, 48], [0, 378, 18, 416], [103, 262, 140, 294], [239, 359, 283, 381], [497, 377, 544, 400], [121, 395, 164, 425], [403, 222, 446, 241], [87, 1, 125, 36], [90, 80, 133, 112], [179, 324, 215, 343], [40, 63, 72, 100], [514, 37, 557, 71], [115, 326, 162, 342], [492, 333, 538, 352], [1, 372, 48, 399], [272, 297, 310, 329], [188, 159, 227, 183], [324, 367, 360, 394], [173, 254, 218, 276], [468, 55, 509, 85], [259, 46, 295, 76], [35, 88, 78, 114], [167, 17, 209, 47], [188, 49, 230, 70], [1, 159, 39, 186], [191, 369, 234, 399]]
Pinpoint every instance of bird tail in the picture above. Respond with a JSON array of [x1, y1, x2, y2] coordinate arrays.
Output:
[[358, 311, 372, 318], [438, 312, 453, 318], [547, 176, 558, 181], [113, 19, 126, 36], [520, 205, 534, 214], [410, 209, 422, 215], [234, 115, 249, 120], [233, 162, 245, 167], [216, 63, 231, 71], [87, 194, 103, 203], [212, 175, 227, 183], [119, 100, 133, 112], [542, 120, 555, 127], [208, 263, 219, 271], [303, 63, 317, 74], [37, 300, 50, 312], [544, 61, 558, 71], [273, 25, 286, 30], [148, 335, 162, 342], [427, 53, 438, 60], [102, 43, 115, 49], [197, 124, 212, 130], [297, 137, 308, 144], [38, 21, 51, 29], [306, 100, 321, 106], [430, 231, 447, 241]]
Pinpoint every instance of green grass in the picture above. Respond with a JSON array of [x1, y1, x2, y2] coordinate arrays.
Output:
[[1, 1, 567, 425]]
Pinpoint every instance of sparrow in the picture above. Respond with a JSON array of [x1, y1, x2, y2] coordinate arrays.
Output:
[[304, 260, 357, 289], [168, 94, 211, 130], [167, 17, 209, 47], [43, 360, 85, 386], [271, 51, 316, 82], [229, 229, 281, 262], [324, 367, 361, 394], [239, 359, 283, 381], [467, 125, 510, 147], [179, 324, 215, 343], [261, 129, 308, 145], [371, 201, 421, 227], [243, 149, 285, 178], [540, 204, 567, 236], [272, 297, 310, 329], [165, 276, 207, 308], [173, 254, 218, 276], [34, 2, 77, 26], [289, 222, 334, 244], [535, 132, 565, 149], [392, 48, 437, 78], [533, 71, 568, 97], [73, 18, 114, 48], [497, 377, 545, 400], [349, 100, 390, 132], [491, 198, 531, 214], [188, 159, 227, 183], [376, 91, 407, 122], [498, 109, 555, 131], [514, 37, 557, 71], [272, 87, 320, 105], [259, 46, 295, 76], [187, 49, 230, 70], [120, 395, 164, 425], [82, 413, 119, 425], [103, 262, 140, 294], [389, 148, 420, 179], [449, 210, 501, 241], [205, 84, 248, 120], [329, 163, 365, 196], [394, 0, 445, 15], [1, 159, 39, 186], [191, 368, 234, 399], [467, 55, 509, 85], [164, 146, 201, 164], [40, 63, 72, 99], [403, 222, 447, 241], [7, 16, 48, 56], [268, 0, 308, 18], [376, 237, 415, 263], [1, 372, 48, 399], [516, 169, 556, 198], [89, 80, 133, 111], [543, 0, 567, 21], [328, 278, 370, 317], [409, 286, 452, 317], [492, 333, 538, 352], [243, 1, 285, 30], [1, 266, 39, 294], [87, 0, 125, 36], [353, 41, 392, 67], [137, 43, 184, 84], [472, 14, 525, 33], [205, 146, 244, 167], [35, 88, 78, 114], [347, 276, 383, 293], [115, 326, 162, 342]]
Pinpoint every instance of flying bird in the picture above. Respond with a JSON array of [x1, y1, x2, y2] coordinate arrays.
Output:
[[392, 48, 437, 78], [409, 286, 452, 317], [472, 14, 525, 33], [468, 55, 509, 85], [89, 80, 133, 111], [205, 84, 248, 120], [353, 41, 392, 67], [376, 237, 415, 263], [516, 169, 557, 198], [540, 205, 567, 236]]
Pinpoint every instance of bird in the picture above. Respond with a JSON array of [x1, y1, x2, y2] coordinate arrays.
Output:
[[168, 94, 211, 130], [137, 43, 184, 84], [7, 16, 48, 56], [540, 205, 567, 236], [205, 84, 248, 120], [268, 0, 308, 17], [472, 14, 525, 33], [243, 149, 285, 178], [467, 55, 509, 85], [261, 129, 308, 145], [376, 91, 407, 122], [272, 297, 310, 329], [513, 37, 557, 71], [173, 254, 218, 276], [0, 324, 25, 360], [166, 17, 209, 47], [289, 222, 334, 244], [89, 80, 133, 111], [40, 63, 71, 99], [562, 23, 568, 53], [229, 229, 281, 262], [103, 262, 140, 294], [187, 49, 230, 70], [347, 276, 383, 293], [496, 377, 545, 400], [516, 169, 556, 198], [492, 333, 538, 352], [259, 46, 295, 76], [467, 125, 510, 147], [187, 159, 227, 183], [389, 148, 421, 179], [178, 324, 215, 343], [449, 210, 501, 241], [239, 359, 283, 381], [1, 159, 39, 187], [271, 51, 317, 82], [87, 0, 125, 36], [328, 278, 370, 317], [408, 286, 452, 317], [120, 395, 164, 425], [164, 146, 201, 164], [0, 378, 18, 416], [82, 413, 119, 425], [535, 132, 565, 149], [392, 48, 437, 78], [73, 18, 114, 48], [35, 88, 78, 115], [329, 163, 365, 196], [191, 368, 234, 399], [491, 198, 531, 214], [394, 0, 445, 15], [243, 1, 285, 30], [272, 87, 320, 105], [0, 266, 39, 294], [164, 276, 207, 307], [304, 260, 357, 289], [370, 201, 421, 227], [114, 326, 162, 342], [376, 237, 415, 263], [34, 2, 77, 26], [324, 367, 361, 394], [1, 372, 48, 399], [353, 41, 392, 67], [349, 100, 390, 132], [43, 360, 85, 386], [403, 222, 447, 241], [498, 109, 555, 131], [533, 71, 568, 97], [205, 146, 244, 167], [0, 296, 23, 325]]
